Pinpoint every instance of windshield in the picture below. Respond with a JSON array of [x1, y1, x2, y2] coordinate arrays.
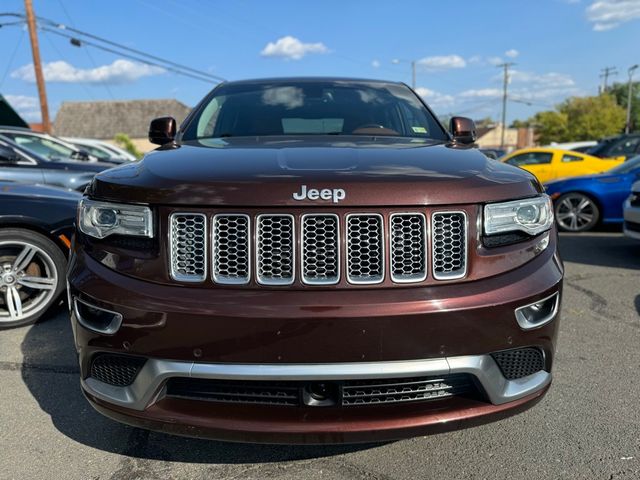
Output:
[[608, 155, 640, 174], [182, 80, 447, 141], [4, 133, 76, 162]]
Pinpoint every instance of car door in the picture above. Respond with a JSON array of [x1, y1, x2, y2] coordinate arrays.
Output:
[[504, 151, 554, 182], [0, 144, 45, 184]]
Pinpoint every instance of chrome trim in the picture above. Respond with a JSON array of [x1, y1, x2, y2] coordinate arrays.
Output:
[[345, 213, 385, 285], [211, 213, 251, 285], [514, 292, 560, 330], [301, 213, 341, 285], [168, 212, 207, 283], [81, 354, 551, 411], [73, 297, 123, 335], [389, 212, 428, 283], [255, 213, 296, 286], [431, 210, 468, 281]]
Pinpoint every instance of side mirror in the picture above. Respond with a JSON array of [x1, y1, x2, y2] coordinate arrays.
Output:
[[449, 116, 477, 145], [149, 117, 177, 146], [72, 149, 91, 161]]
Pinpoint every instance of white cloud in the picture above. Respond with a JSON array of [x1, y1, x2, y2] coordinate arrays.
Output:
[[505, 49, 519, 58], [371, 59, 381, 68], [260, 36, 328, 60], [417, 55, 466, 70], [414, 87, 455, 109], [587, 0, 640, 31], [4, 94, 41, 122], [459, 88, 503, 98], [506, 70, 576, 88], [467, 55, 483, 65], [487, 56, 503, 66], [11, 59, 164, 84]]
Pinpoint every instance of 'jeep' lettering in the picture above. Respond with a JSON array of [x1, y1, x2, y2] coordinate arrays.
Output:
[[293, 185, 346, 203]]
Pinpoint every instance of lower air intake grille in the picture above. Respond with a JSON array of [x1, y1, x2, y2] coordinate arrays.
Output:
[[169, 213, 207, 282], [166, 377, 300, 406], [165, 374, 479, 407], [90, 354, 146, 387], [432, 212, 467, 280], [341, 374, 475, 406], [492, 348, 545, 380]]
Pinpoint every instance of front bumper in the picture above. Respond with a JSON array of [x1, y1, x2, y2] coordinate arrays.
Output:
[[68, 236, 562, 443]]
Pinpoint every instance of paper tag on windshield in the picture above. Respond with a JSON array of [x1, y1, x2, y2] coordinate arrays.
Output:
[[412, 126, 427, 133]]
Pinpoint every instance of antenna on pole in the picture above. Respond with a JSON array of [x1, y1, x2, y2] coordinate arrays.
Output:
[[24, 0, 51, 133]]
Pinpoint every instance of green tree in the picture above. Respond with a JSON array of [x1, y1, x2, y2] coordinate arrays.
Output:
[[510, 119, 530, 128], [113, 133, 143, 160], [529, 94, 625, 144], [530, 110, 569, 145], [608, 81, 640, 132]]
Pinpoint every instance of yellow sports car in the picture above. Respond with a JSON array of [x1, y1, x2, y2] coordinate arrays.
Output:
[[501, 147, 624, 183]]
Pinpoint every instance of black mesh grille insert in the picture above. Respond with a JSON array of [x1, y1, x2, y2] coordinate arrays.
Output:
[[165, 374, 479, 407], [90, 354, 147, 387], [166, 378, 301, 406], [341, 374, 476, 406], [491, 348, 545, 380]]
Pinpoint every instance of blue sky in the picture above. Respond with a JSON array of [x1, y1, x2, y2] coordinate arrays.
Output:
[[1, 0, 639, 125]]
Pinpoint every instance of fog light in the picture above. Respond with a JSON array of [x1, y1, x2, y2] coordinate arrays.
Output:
[[515, 292, 559, 330], [73, 297, 123, 335]]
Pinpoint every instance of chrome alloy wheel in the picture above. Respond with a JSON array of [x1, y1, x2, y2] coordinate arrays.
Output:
[[0, 241, 58, 324], [555, 193, 599, 232]]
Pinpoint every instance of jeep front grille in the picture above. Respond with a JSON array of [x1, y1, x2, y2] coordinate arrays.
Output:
[[256, 214, 295, 285], [168, 210, 468, 286], [346, 214, 384, 284], [301, 214, 340, 285], [432, 212, 467, 280], [169, 213, 207, 282], [212, 214, 250, 284]]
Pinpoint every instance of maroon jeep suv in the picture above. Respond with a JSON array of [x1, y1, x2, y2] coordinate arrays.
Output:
[[68, 78, 562, 444]]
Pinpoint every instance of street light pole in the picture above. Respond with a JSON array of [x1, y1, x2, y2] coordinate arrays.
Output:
[[626, 65, 638, 134]]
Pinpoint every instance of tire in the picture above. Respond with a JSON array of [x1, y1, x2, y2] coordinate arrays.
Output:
[[554, 193, 600, 232], [0, 228, 67, 329]]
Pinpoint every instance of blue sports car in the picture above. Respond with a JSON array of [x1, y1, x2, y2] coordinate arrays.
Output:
[[545, 155, 640, 232]]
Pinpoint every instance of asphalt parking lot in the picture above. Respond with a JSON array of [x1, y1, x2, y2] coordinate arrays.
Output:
[[1, 232, 639, 480]]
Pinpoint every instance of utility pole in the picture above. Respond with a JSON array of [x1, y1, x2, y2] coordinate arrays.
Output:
[[626, 65, 638, 134], [24, 0, 51, 133], [498, 62, 515, 150], [392, 58, 416, 89], [599, 66, 618, 94]]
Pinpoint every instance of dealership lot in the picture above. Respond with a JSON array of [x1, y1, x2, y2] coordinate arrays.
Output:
[[1, 232, 639, 480]]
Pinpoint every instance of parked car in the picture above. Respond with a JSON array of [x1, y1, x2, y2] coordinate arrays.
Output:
[[0, 181, 80, 328], [0, 126, 100, 163], [62, 137, 138, 163], [69, 77, 563, 443], [0, 136, 112, 191], [587, 134, 640, 161], [544, 156, 640, 232], [547, 141, 598, 153], [623, 180, 640, 240], [501, 147, 624, 183]]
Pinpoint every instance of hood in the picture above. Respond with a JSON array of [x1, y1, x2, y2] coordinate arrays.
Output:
[[90, 136, 542, 207], [0, 181, 82, 202]]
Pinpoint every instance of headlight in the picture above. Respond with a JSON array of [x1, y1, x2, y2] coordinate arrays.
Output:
[[79, 199, 153, 239], [484, 194, 554, 236]]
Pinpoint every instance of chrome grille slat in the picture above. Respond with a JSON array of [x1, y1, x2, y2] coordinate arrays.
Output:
[[169, 213, 207, 282], [346, 214, 384, 284], [256, 214, 295, 285], [301, 214, 340, 285], [212, 214, 250, 284], [390, 213, 427, 283], [432, 211, 467, 280]]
